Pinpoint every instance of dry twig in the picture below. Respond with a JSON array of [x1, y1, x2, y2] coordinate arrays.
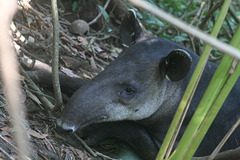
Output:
[[51, 0, 63, 110], [19, 65, 55, 110], [72, 133, 97, 157], [207, 117, 240, 160]]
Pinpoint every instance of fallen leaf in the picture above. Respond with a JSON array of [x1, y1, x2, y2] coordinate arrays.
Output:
[[1, 131, 10, 137], [36, 19, 43, 29], [27, 90, 42, 105], [98, 52, 108, 59], [1, 126, 12, 133], [69, 146, 92, 160], [110, 52, 119, 58], [60, 67, 80, 78], [77, 36, 88, 45], [28, 129, 48, 139]]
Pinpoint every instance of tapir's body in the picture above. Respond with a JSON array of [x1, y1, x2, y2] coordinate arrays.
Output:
[[55, 11, 240, 160]]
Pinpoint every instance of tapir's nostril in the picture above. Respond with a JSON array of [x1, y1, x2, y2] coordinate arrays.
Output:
[[56, 124, 76, 134], [56, 119, 76, 134], [61, 128, 74, 134], [100, 115, 108, 121]]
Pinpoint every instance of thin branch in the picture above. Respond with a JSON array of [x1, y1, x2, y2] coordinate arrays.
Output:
[[207, 117, 240, 160], [19, 65, 55, 110], [190, 2, 206, 26], [225, 18, 234, 37], [156, 10, 198, 35], [51, 0, 63, 110], [192, 146, 240, 160], [88, 0, 111, 25], [0, 135, 29, 160], [0, 146, 14, 160], [95, 150, 119, 160], [199, 1, 224, 30], [72, 133, 97, 157], [72, 133, 117, 160], [228, 7, 240, 24]]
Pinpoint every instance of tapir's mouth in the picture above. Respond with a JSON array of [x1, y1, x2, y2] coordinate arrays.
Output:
[[57, 113, 109, 134], [56, 122, 78, 134], [78, 114, 109, 130]]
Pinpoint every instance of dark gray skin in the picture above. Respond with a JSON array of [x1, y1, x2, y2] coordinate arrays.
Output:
[[56, 11, 240, 160]]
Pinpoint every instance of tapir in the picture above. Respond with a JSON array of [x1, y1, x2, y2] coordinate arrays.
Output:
[[55, 11, 240, 160]]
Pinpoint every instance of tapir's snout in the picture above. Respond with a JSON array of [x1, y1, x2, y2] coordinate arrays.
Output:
[[56, 118, 78, 134], [55, 101, 110, 135]]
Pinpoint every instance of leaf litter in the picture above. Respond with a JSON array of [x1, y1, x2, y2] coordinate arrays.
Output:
[[0, 0, 123, 159]]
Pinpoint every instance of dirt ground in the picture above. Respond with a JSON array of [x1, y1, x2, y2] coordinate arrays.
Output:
[[0, 0, 136, 159]]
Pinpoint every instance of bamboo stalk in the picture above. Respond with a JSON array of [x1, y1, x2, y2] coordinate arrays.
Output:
[[187, 26, 240, 159], [171, 4, 240, 160], [154, 0, 232, 159]]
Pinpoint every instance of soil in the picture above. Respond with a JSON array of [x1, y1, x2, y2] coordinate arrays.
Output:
[[0, 0, 137, 160]]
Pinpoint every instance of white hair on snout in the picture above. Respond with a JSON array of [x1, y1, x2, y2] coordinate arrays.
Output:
[[106, 97, 161, 121], [106, 84, 166, 121], [57, 118, 77, 132]]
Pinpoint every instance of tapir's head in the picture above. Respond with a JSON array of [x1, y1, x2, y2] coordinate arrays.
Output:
[[57, 10, 192, 133]]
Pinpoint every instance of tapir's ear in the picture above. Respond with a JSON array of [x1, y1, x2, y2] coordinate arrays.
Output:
[[160, 49, 192, 82], [120, 9, 145, 46]]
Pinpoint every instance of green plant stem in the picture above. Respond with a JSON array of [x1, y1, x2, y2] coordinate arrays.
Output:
[[185, 25, 240, 159], [169, 1, 238, 159], [156, 1, 231, 159]]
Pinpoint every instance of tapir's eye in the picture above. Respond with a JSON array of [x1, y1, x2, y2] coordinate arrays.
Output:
[[124, 87, 135, 95], [118, 85, 136, 104], [118, 85, 136, 97]]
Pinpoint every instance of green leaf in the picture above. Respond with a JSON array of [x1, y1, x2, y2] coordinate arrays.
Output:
[[145, 16, 164, 26], [98, 5, 109, 23], [72, 1, 79, 12], [172, 35, 187, 42]]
